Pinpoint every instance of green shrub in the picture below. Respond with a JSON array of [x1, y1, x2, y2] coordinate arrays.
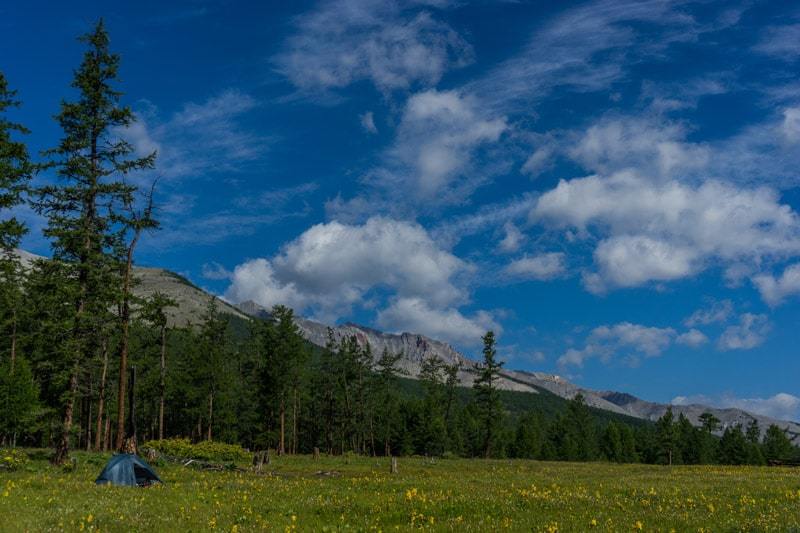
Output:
[[142, 439, 251, 463], [0, 448, 28, 471]]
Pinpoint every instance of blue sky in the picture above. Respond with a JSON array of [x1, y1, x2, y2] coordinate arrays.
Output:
[[3, 0, 800, 420]]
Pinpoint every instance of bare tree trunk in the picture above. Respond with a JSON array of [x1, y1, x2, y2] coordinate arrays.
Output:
[[103, 413, 111, 452], [114, 300, 130, 451], [279, 398, 285, 455], [114, 190, 152, 451], [52, 366, 78, 465], [158, 324, 166, 440], [9, 310, 16, 373], [206, 390, 213, 441], [292, 387, 298, 455], [85, 381, 92, 451], [94, 341, 108, 450]]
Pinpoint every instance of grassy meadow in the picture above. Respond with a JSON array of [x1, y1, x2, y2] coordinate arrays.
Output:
[[2, 453, 800, 532]]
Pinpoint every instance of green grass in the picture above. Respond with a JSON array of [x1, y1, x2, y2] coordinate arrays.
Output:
[[2, 452, 799, 532]]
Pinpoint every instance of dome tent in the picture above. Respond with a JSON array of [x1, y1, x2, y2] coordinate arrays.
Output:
[[95, 454, 162, 487]]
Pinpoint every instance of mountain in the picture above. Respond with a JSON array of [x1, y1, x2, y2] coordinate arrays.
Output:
[[234, 300, 800, 440], [14, 249, 248, 328], [13, 250, 800, 440]]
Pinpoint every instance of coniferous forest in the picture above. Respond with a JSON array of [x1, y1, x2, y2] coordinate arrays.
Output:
[[1, 21, 799, 468]]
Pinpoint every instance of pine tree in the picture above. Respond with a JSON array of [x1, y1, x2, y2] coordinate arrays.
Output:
[[655, 407, 678, 465], [197, 298, 230, 441], [0, 356, 38, 447], [762, 424, 794, 463], [374, 347, 405, 456], [514, 411, 543, 459], [601, 421, 623, 462], [718, 425, 748, 465], [141, 292, 176, 440], [34, 20, 155, 463], [564, 393, 596, 461], [473, 331, 504, 458], [418, 355, 447, 455], [0, 71, 34, 374]]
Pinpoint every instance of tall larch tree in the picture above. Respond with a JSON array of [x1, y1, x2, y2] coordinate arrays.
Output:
[[473, 330, 504, 458], [0, 71, 34, 373], [142, 291, 176, 440], [34, 20, 155, 463]]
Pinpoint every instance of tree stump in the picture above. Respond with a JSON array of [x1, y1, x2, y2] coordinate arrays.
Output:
[[253, 450, 271, 472], [145, 448, 158, 462], [390, 456, 398, 474], [313, 447, 320, 460]]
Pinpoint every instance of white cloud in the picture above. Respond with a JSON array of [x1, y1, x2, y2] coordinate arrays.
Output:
[[673, 393, 800, 422], [504, 252, 566, 281], [117, 89, 264, 180], [532, 171, 800, 291], [275, 0, 471, 93], [781, 107, 800, 144], [360, 111, 378, 134], [589, 235, 697, 291], [592, 322, 675, 356], [521, 143, 555, 176], [201, 262, 233, 281], [567, 116, 709, 180], [385, 89, 507, 199], [329, 89, 507, 219], [431, 194, 538, 248], [558, 322, 677, 367], [558, 320, 710, 367], [498, 222, 525, 253], [468, 0, 708, 112], [753, 24, 800, 59], [676, 328, 709, 347], [684, 299, 734, 327], [753, 263, 800, 307], [717, 313, 770, 351], [225, 217, 496, 346], [376, 297, 500, 347]]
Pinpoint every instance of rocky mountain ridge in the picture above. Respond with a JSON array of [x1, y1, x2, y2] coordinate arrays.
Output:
[[234, 300, 800, 440]]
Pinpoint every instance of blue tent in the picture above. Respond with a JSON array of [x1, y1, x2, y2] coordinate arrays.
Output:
[[95, 454, 162, 487]]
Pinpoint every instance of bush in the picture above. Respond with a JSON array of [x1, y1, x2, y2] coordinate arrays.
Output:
[[0, 449, 29, 471], [142, 439, 251, 463]]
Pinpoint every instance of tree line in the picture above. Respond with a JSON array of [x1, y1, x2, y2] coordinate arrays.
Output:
[[1, 21, 798, 466]]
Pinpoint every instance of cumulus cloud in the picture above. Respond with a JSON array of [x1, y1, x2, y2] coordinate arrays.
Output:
[[558, 322, 676, 367], [558, 320, 710, 367], [567, 116, 709, 180], [717, 313, 770, 351], [503, 252, 566, 281], [275, 0, 471, 94], [676, 328, 709, 347], [532, 171, 800, 292], [382, 89, 507, 199], [225, 217, 496, 346], [753, 263, 800, 307], [673, 393, 800, 422], [376, 297, 500, 347]]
